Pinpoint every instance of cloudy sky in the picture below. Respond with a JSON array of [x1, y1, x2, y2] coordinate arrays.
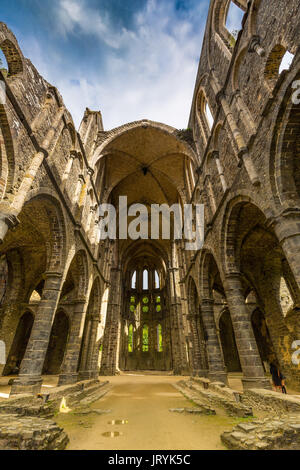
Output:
[[1, 0, 212, 130]]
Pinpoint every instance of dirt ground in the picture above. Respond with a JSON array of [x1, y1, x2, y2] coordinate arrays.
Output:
[[55, 374, 255, 451]]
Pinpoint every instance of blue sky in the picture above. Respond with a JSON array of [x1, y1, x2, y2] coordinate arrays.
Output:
[[1, 0, 211, 130]]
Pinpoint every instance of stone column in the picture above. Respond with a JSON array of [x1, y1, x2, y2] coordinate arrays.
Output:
[[100, 267, 122, 376], [271, 214, 300, 289], [212, 151, 227, 192], [168, 264, 189, 375], [79, 314, 100, 380], [201, 299, 227, 384], [61, 152, 76, 191], [10, 272, 63, 396], [77, 316, 92, 381], [58, 299, 86, 385], [186, 313, 208, 377], [225, 272, 271, 390]]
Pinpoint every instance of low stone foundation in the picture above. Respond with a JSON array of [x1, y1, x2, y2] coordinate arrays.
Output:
[[221, 416, 300, 450], [0, 379, 110, 418], [175, 378, 253, 418], [0, 379, 111, 449], [241, 389, 300, 415], [0, 414, 69, 450]]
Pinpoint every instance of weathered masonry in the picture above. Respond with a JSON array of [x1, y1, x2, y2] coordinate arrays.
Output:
[[0, 0, 299, 396]]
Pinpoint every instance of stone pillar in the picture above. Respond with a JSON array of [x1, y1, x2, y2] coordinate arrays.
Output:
[[100, 267, 122, 376], [61, 152, 76, 190], [168, 250, 189, 375], [79, 314, 100, 380], [201, 299, 227, 384], [58, 299, 86, 385], [248, 35, 266, 57], [77, 316, 92, 381], [271, 214, 300, 289], [225, 272, 271, 390], [186, 313, 208, 377], [10, 272, 62, 396], [212, 151, 227, 192]]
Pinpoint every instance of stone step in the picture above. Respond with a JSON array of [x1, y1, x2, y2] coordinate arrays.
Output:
[[173, 383, 216, 415], [176, 379, 252, 418], [0, 414, 69, 450], [221, 415, 300, 450]]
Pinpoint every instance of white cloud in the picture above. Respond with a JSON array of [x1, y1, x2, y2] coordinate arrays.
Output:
[[21, 0, 207, 130]]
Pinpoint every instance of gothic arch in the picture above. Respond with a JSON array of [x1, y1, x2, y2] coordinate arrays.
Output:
[[199, 248, 226, 300], [23, 192, 67, 273], [0, 34, 23, 77], [60, 249, 89, 301], [211, 0, 247, 56], [270, 70, 300, 207], [221, 193, 272, 273], [0, 103, 15, 198], [91, 119, 198, 168]]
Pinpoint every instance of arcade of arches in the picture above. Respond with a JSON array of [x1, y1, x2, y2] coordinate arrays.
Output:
[[0, 0, 300, 404]]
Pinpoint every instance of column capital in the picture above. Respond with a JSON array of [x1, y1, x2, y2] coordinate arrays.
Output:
[[248, 35, 266, 57], [0, 212, 20, 230], [43, 271, 63, 280], [168, 266, 179, 271], [266, 206, 300, 221], [225, 271, 242, 280], [201, 298, 214, 305], [74, 297, 86, 304]]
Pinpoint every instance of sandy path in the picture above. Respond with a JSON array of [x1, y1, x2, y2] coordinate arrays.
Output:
[[56, 374, 245, 450]]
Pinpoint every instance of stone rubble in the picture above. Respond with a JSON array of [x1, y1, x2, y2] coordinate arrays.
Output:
[[221, 415, 300, 450], [0, 414, 69, 450]]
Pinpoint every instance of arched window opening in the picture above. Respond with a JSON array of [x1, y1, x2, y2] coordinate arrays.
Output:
[[29, 290, 41, 302], [154, 270, 160, 289], [265, 45, 295, 86], [142, 296, 149, 313], [279, 277, 294, 317], [279, 51, 295, 74], [225, 1, 245, 42], [0, 49, 8, 77], [142, 324, 149, 352], [245, 290, 257, 304], [128, 324, 134, 353], [131, 271, 137, 289], [157, 324, 163, 352], [0, 40, 23, 76], [156, 295, 162, 313], [143, 269, 148, 290], [130, 296, 136, 313], [205, 101, 214, 130]]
